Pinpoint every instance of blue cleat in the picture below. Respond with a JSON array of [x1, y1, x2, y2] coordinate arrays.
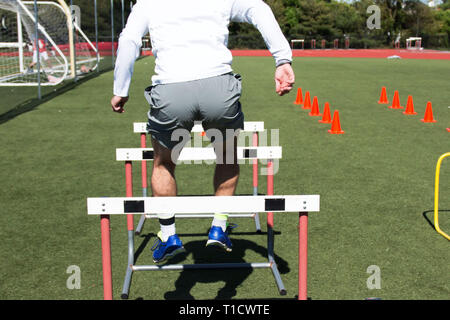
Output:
[[151, 233, 185, 264], [206, 224, 237, 252]]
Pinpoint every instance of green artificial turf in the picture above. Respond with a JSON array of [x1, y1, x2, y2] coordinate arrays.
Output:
[[0, 56, 449, 300], [0, 56, 115, 119]]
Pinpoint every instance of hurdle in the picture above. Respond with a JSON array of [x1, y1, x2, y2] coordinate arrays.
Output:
[[133, 121, 265, 136], [290, 39, 304, 50], [406, 37, 422, 50], [115, 146, 283, 298], [434, 152, 450, 240], [87, 194, 320, 300], [133, 121, 266, 234], [333, 39, 339, 49]]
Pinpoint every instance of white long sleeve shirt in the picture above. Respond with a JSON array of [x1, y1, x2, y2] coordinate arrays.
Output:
[[113, 0, 292, 97]]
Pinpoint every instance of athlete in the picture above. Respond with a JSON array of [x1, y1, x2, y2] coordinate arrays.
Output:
[[111, 0, 295, 263], [28, 37, 51, 71]]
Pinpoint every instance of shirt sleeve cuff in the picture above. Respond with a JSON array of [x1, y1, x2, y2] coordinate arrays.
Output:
[[276, 59, 292, 67]]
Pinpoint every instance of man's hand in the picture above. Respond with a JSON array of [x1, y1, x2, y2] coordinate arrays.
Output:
[[275, 63, 295, 96], [111, 95, 129, 113]]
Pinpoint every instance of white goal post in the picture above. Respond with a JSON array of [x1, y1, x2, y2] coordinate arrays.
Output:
[[0, 0, 99, 86]]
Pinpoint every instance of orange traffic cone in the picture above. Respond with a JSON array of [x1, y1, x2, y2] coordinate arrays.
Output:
[[309, 96, 322, 116], [378, 87, 389, 104], [319, 102, 332, 123], [294, 88, 303, 105], [403, 95, 417, 115], [328, 110, 344, 134], [302, 91, 311, 109], [388, 90, 403, 109], [421, 102, 437, 123]]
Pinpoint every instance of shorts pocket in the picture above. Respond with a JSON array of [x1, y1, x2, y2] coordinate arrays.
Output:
[[144, 85, 166, 110], [228, 73, 242, 93], [144, 86, 154, 106]]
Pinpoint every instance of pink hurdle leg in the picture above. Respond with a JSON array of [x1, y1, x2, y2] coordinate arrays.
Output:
[[100, 215, 113, 300], [122, 161, 136, 299], [135, 133, 148, 235], [252, 132, 262, 232], [140, 133, 148, 195], [267, 160, 274, 227], [266, 159, 286, 294], [140, 133, 146, 148], [298, 212, 308, 300], [252, 132, 258, 193], [125, 161, 134, 231]]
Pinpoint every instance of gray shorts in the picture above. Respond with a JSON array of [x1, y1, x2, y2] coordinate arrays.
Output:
[[145, 73, 244, 149]]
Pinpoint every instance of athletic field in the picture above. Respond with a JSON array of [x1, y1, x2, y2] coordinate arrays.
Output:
[[0, 55, 449, 300]]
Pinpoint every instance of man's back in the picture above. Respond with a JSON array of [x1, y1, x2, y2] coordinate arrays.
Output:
[[140, 0, 233, 84], [114, 0, 292, 95]]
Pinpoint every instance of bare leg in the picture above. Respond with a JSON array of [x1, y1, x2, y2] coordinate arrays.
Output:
[[150, 137, 180, 249], [213, 136, 239, 196], [151, 137, 177, 197], [207, 136, 239, 250]]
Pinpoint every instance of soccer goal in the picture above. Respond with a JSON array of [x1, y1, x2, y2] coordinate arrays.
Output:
[[0, 0, 98, 86]]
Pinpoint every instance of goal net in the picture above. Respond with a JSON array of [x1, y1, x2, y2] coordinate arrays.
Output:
[[0, 0, 98, 86]]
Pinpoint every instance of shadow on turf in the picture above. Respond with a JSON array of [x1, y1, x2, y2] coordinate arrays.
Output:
[[422, 209, 450, 230], [0, 73, 102, 125], [133, 229, 289, 300], [0, 56, 150, 125]]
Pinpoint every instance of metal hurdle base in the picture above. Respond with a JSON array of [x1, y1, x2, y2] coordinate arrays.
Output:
[[120, 225, 285, 300], [121, 262, 286, 300]]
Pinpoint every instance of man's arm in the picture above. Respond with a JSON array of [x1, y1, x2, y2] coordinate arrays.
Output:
[[111, 0, 148, 113], [230, 0, 295, 96]]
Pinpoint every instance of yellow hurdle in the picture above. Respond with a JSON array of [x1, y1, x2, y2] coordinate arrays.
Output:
[[434, 152, 450, 240]]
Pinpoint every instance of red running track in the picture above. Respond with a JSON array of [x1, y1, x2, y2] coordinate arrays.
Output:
[[5, 41, 446, 60], [92, 42, 450, 60], [230, 49, 450, 60]]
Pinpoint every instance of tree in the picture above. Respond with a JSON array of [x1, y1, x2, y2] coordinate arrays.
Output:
[[403, 0, 439, 36], [59, 0, 448, 49]]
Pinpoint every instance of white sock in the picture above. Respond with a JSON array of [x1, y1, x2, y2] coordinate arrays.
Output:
[[212, 213, 228, 232], [160, 224, 176, 242], [159, 217, 176, 242]]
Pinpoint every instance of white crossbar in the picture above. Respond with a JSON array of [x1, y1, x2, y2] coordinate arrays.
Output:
[[87, 195, 320, 215], [133, 121, 265, 133], [0, 42, 26, 48], [116, 146, 282, 161], [133, 123, 146, 133]]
